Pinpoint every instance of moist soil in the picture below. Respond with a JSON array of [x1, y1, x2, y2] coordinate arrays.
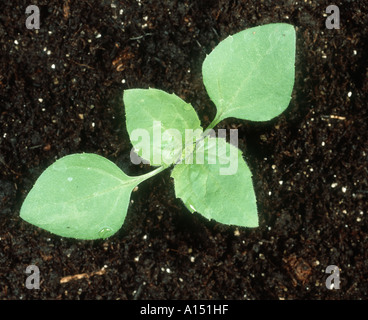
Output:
[[0, 0, 367, 300]]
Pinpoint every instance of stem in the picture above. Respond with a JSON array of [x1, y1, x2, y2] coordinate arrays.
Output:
[[133, 165, 167, 184], [202, 113, 222, 138]]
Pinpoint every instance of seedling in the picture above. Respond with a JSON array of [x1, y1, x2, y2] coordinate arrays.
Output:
[[20, 23, 296, 240]]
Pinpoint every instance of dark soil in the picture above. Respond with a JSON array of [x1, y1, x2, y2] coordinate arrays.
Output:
[[1, 0, 367, 300]]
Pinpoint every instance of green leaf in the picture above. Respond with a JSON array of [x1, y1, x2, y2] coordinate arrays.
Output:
[[20, 153, 160, 240], [202, 23, 296, 124], [171, 137, 258, 228], [124, 88, 203, 166]]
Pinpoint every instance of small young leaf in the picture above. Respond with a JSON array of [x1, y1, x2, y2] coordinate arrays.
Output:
[[202, 23, 296, 124], [20, 153, 155, 240], [124, 88, 203, 166], [171, 137, 258, 228]]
